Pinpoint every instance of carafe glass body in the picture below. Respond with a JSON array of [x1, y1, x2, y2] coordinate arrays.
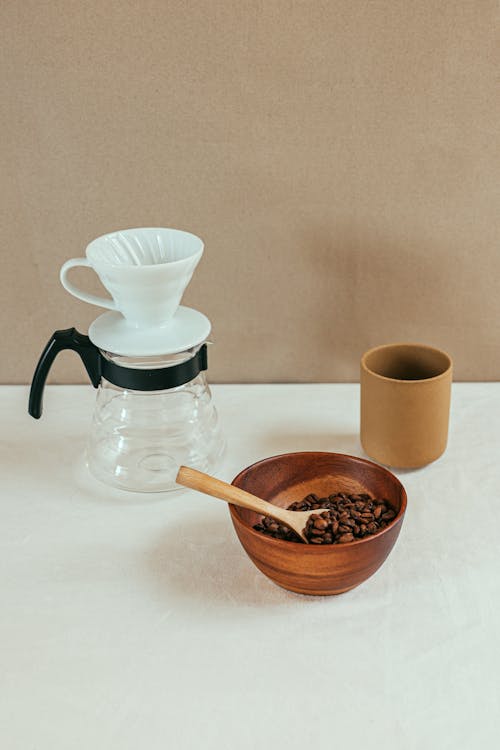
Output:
[[87, 347, 224, 492]]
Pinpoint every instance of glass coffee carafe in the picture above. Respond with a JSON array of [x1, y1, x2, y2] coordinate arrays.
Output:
[[29, 228, 224, 492]]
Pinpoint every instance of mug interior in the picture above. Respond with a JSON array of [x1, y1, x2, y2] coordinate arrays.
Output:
[[86, 227, 203, 268], [363, 344, 451, 381]]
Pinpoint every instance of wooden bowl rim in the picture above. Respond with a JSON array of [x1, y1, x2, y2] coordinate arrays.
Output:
[[229, 451, 407, 552]]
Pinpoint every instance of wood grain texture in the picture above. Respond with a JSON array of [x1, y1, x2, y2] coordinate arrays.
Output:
[[1, 1, 499, 383], [229, 451, 407, 595]]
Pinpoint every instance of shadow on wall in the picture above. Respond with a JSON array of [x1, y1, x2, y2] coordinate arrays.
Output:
[[300, 220, 465, 381]]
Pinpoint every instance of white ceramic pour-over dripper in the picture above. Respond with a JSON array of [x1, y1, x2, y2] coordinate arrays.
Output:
[[60, 227, 204, 328]]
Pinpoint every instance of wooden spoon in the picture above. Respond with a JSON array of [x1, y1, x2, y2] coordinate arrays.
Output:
[[176, 466, 331, 544]]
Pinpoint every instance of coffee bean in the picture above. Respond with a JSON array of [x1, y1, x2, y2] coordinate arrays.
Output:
[[310, 527, 325, 536], [314, 518, 328, 530], [305, 494, 319, 503], [338, 533, 354, 543], [254, 492, 397, 544]]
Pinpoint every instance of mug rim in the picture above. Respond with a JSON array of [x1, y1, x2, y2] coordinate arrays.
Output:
[[361, 342, 452, 384], [85, 227, 204, 269]]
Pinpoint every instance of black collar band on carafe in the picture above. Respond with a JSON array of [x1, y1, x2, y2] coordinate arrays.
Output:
[[28, 327, 208, 419]]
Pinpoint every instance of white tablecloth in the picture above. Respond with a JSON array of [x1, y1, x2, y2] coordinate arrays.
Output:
[[1, 384, 499, 749]]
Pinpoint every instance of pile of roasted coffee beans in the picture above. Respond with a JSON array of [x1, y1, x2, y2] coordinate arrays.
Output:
[[254, 492, 397, 545]]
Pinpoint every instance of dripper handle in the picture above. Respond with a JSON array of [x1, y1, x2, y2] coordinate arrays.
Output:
[[60, 258, 116, 310], [29, 328, 101, 419]]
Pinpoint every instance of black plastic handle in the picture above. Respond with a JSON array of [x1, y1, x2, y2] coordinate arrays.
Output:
[[28, 328, 101, 419]]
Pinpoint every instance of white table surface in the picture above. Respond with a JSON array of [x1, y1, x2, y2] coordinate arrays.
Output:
[[1, 383, 499, 749]]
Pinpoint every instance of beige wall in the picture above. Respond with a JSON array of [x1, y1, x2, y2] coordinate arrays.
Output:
[[1, 0, 499, 384]]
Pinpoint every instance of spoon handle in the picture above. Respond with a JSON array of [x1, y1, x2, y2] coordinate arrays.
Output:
[[176, 466, 284, 520]]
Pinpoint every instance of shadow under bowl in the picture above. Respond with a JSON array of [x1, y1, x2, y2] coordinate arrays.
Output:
[[229, 451, 407, 596]]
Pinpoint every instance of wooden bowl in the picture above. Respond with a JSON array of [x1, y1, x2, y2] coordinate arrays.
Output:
[[229, 452, 407, 596]]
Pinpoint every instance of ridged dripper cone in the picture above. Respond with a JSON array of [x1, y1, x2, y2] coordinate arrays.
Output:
[[60, 227, 204, 328]]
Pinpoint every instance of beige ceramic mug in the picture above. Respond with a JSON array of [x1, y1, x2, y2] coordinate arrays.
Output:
[[360, 343, 452, 468]]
